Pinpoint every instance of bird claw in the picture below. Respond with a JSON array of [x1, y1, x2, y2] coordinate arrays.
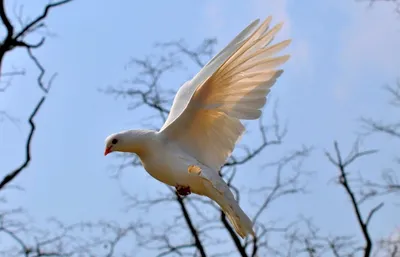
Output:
[[188, 165, 202, 175], [176, 185, 191, 196]]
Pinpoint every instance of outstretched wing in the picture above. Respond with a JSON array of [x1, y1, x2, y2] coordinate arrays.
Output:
[[160, 16, 291, 171], [160, 19, 261, 131]]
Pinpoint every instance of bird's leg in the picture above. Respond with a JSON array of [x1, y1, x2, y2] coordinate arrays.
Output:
[[176, 184, 192, 196]]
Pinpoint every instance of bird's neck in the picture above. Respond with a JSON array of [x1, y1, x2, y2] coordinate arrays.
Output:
[[121, 129, 157, 158]]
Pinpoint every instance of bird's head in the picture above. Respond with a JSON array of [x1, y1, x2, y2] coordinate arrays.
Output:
[[104, 130, 152, 156], [104, 133, 121, 156]]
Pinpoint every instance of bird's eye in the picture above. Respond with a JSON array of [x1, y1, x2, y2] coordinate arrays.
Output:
[[112, 139, 118, 144]]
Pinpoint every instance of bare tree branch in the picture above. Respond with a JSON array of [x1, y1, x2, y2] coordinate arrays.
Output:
[[284, 217, 363, 257], [0, 97, 45, 190], [0, 206, 145, 257], [156, 39, 217, 67], [356, 0, 400, 15], [0, 0, 73, 75], [175, 191, 208, 257], [325, 141, 383, 257], [0, 0, 70, 190], [0, 2, 81, 256], [359, 81, 400, 201]]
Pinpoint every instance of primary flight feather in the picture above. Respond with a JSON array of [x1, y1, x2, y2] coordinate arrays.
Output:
[[104, 16, 291, 238]]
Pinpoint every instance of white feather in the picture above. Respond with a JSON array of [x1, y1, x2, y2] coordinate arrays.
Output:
[[160, 16, 291, 171], [160, 19, 261, 132]]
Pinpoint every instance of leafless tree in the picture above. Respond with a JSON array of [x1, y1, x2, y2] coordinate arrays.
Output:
[[359, 81, 400, 257], [0, 206, 146, 257], [360, 81, 400, 200], [324, 140, 383, 257], [0, 0, 73, 190], [0, 1, 137, 256], [280, 79, 400, 257]]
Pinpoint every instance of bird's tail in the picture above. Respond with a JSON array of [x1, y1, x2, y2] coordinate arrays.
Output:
[[211, 187, 255, 238]]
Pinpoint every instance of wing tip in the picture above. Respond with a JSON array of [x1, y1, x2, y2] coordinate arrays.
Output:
[[252, 18, 261, 25], [281, 54, 291, 62], [264, 16, 273, 24]]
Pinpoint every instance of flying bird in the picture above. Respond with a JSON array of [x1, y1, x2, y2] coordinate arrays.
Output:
[[104, 16, 291, 238]]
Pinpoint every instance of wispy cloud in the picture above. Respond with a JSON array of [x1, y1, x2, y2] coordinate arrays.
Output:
[[334, 2, 400, 100]]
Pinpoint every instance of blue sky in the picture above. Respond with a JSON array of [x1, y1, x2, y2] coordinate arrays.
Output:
[[1, 0, 399, 255]]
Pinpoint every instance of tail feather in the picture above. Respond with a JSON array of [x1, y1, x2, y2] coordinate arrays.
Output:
[[198, 166, 255, 238], [220, 199, 255, 238], [209, 185, 255, 238]]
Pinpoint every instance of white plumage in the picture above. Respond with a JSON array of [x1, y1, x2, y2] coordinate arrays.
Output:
[[104, 16, 291, 238]]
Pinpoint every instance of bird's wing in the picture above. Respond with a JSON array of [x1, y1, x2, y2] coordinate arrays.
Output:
[[160, 16, 290, 171], [160, 19, 261, 131]]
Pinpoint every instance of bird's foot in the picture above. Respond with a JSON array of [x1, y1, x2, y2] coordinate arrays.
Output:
[[188, 165, 202, 175], [176, 184, 191, 196]]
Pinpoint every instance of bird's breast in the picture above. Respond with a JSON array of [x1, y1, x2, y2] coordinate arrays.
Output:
[[140, 148, 188, 187], [140, 144, 206, 192]]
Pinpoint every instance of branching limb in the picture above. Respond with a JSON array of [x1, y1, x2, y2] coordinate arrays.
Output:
[[325, 140, 382, 257], [0, 207, 145, 257], [0, 0, 73, 74], [284, 217, 362, 257], [358, 80, 400, 201], [0, 0, 71, 190], [0, 97, 45, 190]]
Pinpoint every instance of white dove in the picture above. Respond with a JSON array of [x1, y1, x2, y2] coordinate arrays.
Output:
[[104, 16, 291, 238]]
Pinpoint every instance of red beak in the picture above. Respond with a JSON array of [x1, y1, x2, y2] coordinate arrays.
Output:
[[104, 146, 112, 156]]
